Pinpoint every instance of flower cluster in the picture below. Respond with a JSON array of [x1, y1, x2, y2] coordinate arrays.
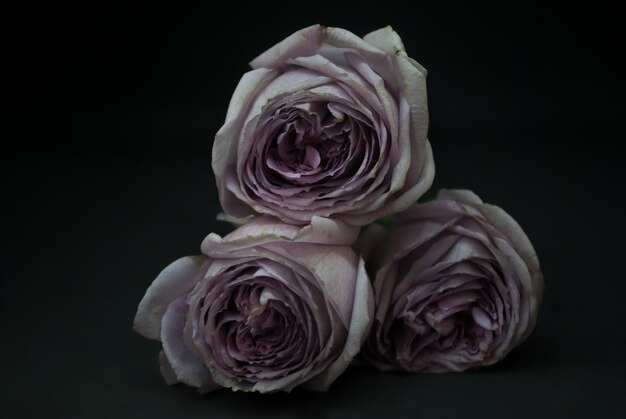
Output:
[[134, 25, 543, 393]]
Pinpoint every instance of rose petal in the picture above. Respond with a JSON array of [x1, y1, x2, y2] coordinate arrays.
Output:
[[363, 26, 406, 56], [478, 203, 543, 296], [213, 67, 280, 218], [304, 257, 373, 391], [133, 256, 210, 340], [250, 25, 326, 69], [201, 216, 360, 255], [161, 297, 219, 391], [277, 243, 359, 328], [158, 350, 179, 385]]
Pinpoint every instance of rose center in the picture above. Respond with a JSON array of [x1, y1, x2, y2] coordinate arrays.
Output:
[[263, 101, 359, 184], [400, 287, 500, 357], [214, 282, 307, 372]]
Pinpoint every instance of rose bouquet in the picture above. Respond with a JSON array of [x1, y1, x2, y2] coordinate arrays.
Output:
[[135, 25, 543, 394]]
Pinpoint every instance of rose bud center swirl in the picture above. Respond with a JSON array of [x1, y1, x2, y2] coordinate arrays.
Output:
[[193, 264, 322, 385], [246, 92, 384, 208], [391, 243, 509, 370]]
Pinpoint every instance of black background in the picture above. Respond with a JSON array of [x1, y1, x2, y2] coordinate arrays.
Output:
[[2, 1, 625, 418]]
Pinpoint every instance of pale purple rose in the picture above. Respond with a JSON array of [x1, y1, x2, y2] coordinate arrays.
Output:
[[360, 190, 543, 372], [133, 217, 373, 393], [212, 25, 434, 226]]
